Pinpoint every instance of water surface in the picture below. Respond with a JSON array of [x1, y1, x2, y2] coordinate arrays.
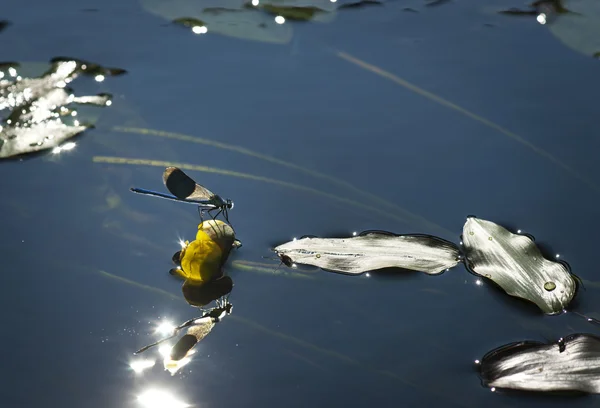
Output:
[[1, 0, 599, 407]]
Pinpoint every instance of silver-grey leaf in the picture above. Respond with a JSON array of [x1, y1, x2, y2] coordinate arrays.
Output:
[[0, 59, 121, 159], [547, 0, 600, 60], [0, 120, 89, 158], [462, 217, 576, 314], [480, 334, 600, 394], [274, 232, 460, 275]]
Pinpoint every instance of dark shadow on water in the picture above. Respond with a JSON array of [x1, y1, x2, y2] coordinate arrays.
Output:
[[338, 0, 385, 10], [0, 20, 10, 32], [495, 388, 590, 400], [319, 265, 435, 282], [567, 295, 583, 313], [362, 266, 425, 282], [498, 7, 538, 16], [425, 0, 453, 7], [498, 0, 571, 17], [252, 4, 329, 22]]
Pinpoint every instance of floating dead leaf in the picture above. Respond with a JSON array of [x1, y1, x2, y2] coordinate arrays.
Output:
[[499, 0, 600, 59], [480, 333, 600, 394], [0, 58, 125, 159], [274, 231, 460, 275], [461, 217, 576, 314]]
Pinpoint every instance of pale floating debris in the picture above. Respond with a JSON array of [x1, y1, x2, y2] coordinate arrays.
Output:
[[142, 0, 293, 44], [499, 0, 600, 60], [0, 120, 88, 158], [72, 94, 111, 105], [461, 217, 576, 314], [141, 0, 359, 45], [0, 58, 124, 159], [274, 231, 460, 275], [545, 0, 600, 59], [480, 334, 600, 394]]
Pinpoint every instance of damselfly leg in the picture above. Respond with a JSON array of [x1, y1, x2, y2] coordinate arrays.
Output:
[[212, 208, 225, 223], [197, 206, 206, 221], [197, 206, 234, 233]]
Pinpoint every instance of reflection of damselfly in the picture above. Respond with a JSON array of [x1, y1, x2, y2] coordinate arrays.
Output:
[[130, 166, 234, 224], [135, 301, 232, 373]]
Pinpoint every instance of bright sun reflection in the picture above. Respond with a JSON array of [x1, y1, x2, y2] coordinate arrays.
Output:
[[130, 359, 156, 374], [137, 389, 190, 408], [52, 142, 77, 154], [156, 321, 176, 335], [537, 13, 547, 24], [192, 25, 207, 34], [275, 16, 285, 24], [94, 74, 105, 82], [159, 344, 172, 358]]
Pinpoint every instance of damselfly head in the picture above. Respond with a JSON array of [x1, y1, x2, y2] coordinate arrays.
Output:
[[226, 199, 234, 210]]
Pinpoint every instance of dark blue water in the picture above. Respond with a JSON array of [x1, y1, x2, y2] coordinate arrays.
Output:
[[1, 0, 600, 407]]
